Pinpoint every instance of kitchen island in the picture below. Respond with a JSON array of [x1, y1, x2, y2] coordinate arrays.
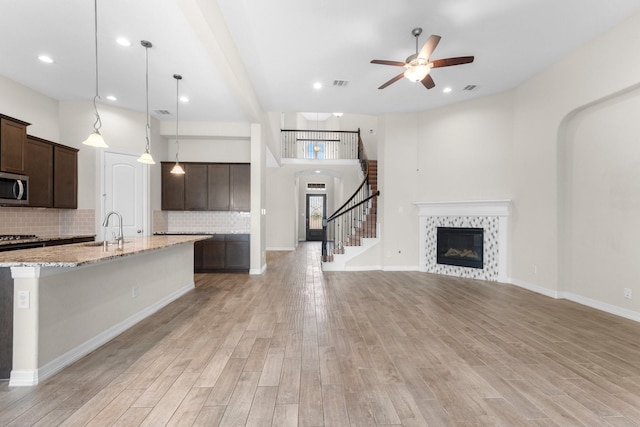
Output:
[[0, 235, 209, 386]]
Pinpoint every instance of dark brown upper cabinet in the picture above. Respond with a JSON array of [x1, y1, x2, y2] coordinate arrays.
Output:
[[24, 135, 54, 207], [161, 162, 250, 212], [0, 115, 29, 174], [207, 164, 230, 211], [184, 163, 208, 210], [230, 164, 250, 212], [161, 162, 185, 210], [53, 145, 78, 209]]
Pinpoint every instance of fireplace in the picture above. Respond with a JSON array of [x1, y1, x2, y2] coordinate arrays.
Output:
[[437, 227, 484, 269]]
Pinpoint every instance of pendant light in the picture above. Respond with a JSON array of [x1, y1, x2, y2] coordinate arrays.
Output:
[[82, 0, 108, 148], [170, 74, 185, 175], [137, 40, 155, 164]]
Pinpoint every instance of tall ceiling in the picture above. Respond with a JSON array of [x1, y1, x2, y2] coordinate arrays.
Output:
[[1, 0, 639, 122]]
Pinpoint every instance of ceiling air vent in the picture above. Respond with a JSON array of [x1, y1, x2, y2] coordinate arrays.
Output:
[[333, 80, 349, 87], [154, 109, 171, 115], [307, 183, 326, 189], [463, 85, 478, 91]]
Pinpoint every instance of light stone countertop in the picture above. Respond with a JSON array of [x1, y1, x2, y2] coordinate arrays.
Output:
[[0, 235, 211, 268]]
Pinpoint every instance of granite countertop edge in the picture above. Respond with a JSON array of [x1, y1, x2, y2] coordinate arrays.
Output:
[[0, 234, 96, 247], [0, 235, 211, 268]]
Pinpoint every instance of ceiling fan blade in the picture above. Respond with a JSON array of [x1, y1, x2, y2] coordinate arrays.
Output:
[[370, 59, 406, 67], [421, 74, 435, 90], [378, 72, 406, 89], [431, 56, 475, 68], [418, 35, 441, 59]]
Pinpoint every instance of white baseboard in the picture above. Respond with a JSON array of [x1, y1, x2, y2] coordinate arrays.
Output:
[[345, 265, 383, 271], [266, 247, 296, 251], [510, 278, 560, 299], [382, 265, 419, 272], [11, 282, 194, 387], [561, 291, 640, 323], [250, 263, 267, 275], [509, 278, 640, 324]]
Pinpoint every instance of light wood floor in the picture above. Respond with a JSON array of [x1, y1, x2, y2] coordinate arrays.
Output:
[[3, 243, 640, 426]]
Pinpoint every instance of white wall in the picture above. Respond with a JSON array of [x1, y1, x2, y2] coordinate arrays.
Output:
[[561, 87, 640, 313], [166, 138, 250, 162], [377, 11, 640, 312], [0, 75, 59, 141]]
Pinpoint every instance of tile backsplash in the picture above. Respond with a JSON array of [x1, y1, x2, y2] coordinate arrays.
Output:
[[161, 210, 251, 234], [0, 207, 95, 236]]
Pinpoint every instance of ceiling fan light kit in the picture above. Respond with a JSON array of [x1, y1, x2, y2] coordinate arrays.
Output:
[[371, 27, 474, 91]]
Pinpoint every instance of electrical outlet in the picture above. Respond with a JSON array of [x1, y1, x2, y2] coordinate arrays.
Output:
[[624, 288, 632, 299], [17, 291, 30, 309], [132, 286, 139, 299]]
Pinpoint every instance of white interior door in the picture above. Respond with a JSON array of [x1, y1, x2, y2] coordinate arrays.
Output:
[[103, 151, 145, 238]]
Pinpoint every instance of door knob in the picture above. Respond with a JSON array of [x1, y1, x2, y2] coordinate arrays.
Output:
[[137, 229, 142, 234]]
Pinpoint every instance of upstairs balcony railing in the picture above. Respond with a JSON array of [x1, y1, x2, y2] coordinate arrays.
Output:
[[281, 129, 360, 160]]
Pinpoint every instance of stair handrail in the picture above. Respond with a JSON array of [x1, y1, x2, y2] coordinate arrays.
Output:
[[327, 129, 369, 221], [322, 129, 379, 259]]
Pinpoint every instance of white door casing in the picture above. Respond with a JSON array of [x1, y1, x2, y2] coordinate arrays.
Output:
[[102, 151, 147, 238]]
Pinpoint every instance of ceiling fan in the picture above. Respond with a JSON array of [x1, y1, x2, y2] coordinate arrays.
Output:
[[370, 27, 474, 90]]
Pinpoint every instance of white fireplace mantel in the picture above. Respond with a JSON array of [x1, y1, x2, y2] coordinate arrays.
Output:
[[414, 200, 512, 282], [415, 200, 511, 217]]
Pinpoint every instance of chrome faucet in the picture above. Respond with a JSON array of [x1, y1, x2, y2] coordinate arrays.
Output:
[[102, 211, 124, 248]]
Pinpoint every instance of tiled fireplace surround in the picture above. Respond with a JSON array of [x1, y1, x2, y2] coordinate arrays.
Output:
[[0, 208, 250, 236], [415, 200, 511, 282]]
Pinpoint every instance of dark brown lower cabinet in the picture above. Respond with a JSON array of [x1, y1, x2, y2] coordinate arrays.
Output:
[[195, 234, 249, 273]]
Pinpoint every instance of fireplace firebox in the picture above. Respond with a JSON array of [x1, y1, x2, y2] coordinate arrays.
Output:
[[437, 227, 484, 269]]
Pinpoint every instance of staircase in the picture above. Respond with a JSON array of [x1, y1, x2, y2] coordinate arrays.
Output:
[[322, 133, 380, 269]]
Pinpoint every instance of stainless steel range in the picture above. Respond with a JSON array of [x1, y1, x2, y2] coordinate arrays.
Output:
[[0, 234, 37, 241]]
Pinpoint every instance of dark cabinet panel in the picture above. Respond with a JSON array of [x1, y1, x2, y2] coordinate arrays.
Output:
[[161, 162, 185, 210], [0, 116, 29, 174], [184, 163, 208, 210], [207, 164, 230, 211], [226, 235, 250, 270], [230, 164, 250, 211], [194, 234, 249, 272], [24, 136, 54, 207], [53, 145, 78, 209]]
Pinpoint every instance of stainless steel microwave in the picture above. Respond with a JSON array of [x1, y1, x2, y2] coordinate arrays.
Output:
[[0, 172, 29, 205]]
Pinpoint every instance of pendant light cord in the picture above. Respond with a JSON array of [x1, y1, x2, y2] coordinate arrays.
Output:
[[175, 74, 180, 163], [144, 42, 150, 153], [92, 0, 102, 133]]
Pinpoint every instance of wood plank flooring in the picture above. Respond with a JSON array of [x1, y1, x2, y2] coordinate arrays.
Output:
[[3, 242, 640, 425]]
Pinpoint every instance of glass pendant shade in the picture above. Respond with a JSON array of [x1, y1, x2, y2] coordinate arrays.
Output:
[[404, 63, 429, 82], [82, 131, 108, 148], [137, 151, 155, 164], [170, 163, 185, 174]]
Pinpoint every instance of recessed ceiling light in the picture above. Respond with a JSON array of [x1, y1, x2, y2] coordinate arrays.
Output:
[[116, 37, 131, 47], [105, 95, 117, 101], [443, 87, 452, 93], [313, 82, 322, 90], [38, 55, 54, 64], [179, 96, 189, 103], [315, 170, 321, 174]]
